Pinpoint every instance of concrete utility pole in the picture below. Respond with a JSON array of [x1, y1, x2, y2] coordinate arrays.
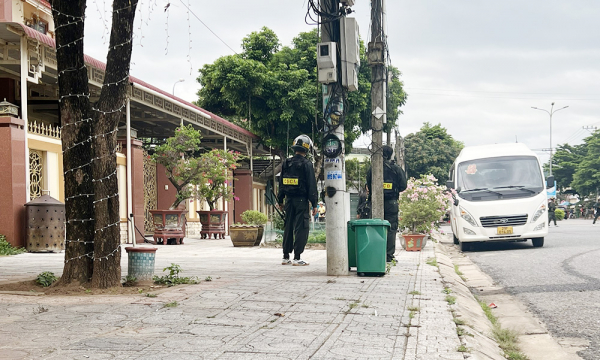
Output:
[[395, 130, 405, 171], [321, 0, 349, 276], [369, 0, 386, 219]]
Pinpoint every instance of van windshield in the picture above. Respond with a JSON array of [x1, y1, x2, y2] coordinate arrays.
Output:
[[457, 156, 543, 201]]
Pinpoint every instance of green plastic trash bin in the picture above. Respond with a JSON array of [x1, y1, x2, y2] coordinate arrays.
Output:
[[352, 219, 390, 276], [347, 220, 357, 269]]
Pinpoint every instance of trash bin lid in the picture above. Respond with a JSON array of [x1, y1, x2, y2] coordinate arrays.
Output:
[[24, 194, 64, 206], [351, 219, 390, 227]]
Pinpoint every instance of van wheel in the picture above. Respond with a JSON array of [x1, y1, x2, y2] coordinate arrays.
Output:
[[453, 234, 459, 245], [459, 241, 470, 252], [532, 237, 544, 248]]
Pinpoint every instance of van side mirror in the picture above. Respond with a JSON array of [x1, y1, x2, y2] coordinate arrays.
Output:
[[446, 180, 454, 189], [546, 175, 555, 189]]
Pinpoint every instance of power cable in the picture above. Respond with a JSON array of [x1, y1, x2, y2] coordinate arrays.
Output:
[[177, 0, 238, 55]]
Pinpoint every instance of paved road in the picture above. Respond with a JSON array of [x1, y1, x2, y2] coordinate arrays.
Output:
[[448, 219, 600, 359]]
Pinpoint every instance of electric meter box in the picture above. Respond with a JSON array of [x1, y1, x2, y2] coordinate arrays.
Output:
[[340, 17, 360, 91], [317, 42, 337, 84]]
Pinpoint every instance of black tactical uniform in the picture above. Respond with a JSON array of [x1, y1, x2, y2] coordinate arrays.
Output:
[[277, 152, 318, 263], [548, 199, 557, 226], [366, 146, 407, 262]]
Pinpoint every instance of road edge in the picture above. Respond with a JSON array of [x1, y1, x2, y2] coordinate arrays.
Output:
[[433, 233, 585, 360]]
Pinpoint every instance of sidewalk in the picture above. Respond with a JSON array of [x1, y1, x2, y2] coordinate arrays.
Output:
[[1, 236, 466, 360]]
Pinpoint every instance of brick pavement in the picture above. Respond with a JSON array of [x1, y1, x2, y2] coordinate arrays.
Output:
[[0, 237, 466, 359]]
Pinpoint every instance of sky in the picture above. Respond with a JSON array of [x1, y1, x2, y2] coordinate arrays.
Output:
[[83, 1, 600, 163]]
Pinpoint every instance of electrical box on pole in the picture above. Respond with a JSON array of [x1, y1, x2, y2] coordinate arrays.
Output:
[[340, 17, 360, 92], [317, 42, 338, 84]]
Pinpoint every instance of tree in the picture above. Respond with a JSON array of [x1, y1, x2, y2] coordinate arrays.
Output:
[[403, 123, 463, 183], [549, 143, 586, 190], [571, 131, 600, 196], [196, 28, 407, 155], [195, 149, 243, 211], [51, 0, 137, 288], [152, 125, 204, 209], [345, 158, 370, 192]]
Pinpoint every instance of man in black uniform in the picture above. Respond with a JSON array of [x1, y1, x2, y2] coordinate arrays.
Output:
[[548, 198, 558, 227], [366, 145, 407, 262], [277, 135, 318, 266]]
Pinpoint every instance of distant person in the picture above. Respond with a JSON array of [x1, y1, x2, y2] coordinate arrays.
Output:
[[356, 184, 370, 219], [318, 203, 326, 222], [548, 198, 558, 227], [593, 198, 600, 226], [366, 145, 407, 262], [277, 135, 318, 266]]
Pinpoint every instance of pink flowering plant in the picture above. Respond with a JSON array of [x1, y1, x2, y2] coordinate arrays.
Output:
[[398, 174, 452, 234], [195, 149, 243, 211]]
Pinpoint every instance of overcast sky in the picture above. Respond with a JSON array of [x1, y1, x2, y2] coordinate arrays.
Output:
[[84, 1, 600, 163]]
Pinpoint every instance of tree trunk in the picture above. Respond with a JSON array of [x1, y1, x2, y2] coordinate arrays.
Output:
[[90, 0, 138, 288], [52, 0, 138, 288], [52, 0, 94, 284]]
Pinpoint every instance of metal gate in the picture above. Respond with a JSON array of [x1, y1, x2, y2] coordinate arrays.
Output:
[[143, 151, 157, 234]]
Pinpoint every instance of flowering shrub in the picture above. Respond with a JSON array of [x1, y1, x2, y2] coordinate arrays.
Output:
[[398, 174, 452, 234]]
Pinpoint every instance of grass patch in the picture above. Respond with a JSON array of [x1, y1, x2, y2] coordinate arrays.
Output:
[[145, 293, 157, 298], [347, 300, 360, 311], [456, 326, 471, 337], [0, 235, 26, 256], [409, 310, 416, 319], [35, 272, 58, 287], [409, 290, 421, 295], [407, 306, 420, 312], [445, 295, 457, 305], [476, 297, 530, 360], [457, 345, 469, 352], [307, 231, 326, 244], [153, 264, 199, 287], [334, 297, 346, 301], [454, 264, 464, 275], [426, 257, 438, 267], [442, 287, 452, 294], [453, 318, 466, 326], [163, 301, 178, 308]]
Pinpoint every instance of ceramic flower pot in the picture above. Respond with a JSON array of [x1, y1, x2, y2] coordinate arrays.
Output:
[[402, 233, 427, 252], [229, 225, 259, 247]]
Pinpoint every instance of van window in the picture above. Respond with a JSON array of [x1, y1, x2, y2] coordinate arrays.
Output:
[[457, 156, 543, 200]]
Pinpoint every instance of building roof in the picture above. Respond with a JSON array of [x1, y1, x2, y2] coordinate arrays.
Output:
[[16, 23, 258, 139]]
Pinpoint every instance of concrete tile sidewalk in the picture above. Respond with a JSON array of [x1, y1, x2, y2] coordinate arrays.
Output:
[[0, 238, 465, 360]]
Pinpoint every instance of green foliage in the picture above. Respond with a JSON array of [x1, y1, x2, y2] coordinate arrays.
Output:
[[345, 158, 370, 192], [550, 143, 586, 190], [273, 213, 285, 230], [195, 149, 244, 210], [446, 295, 457, 305], [152, 125, 204, 209], [36, 272, 58, 287], [404, 123, 463, 183], [426, 257, 438, 267], [122, 276, 137, 287], [555, 208, 565, 220], [196, 27, 406, 155], [307, 231, 326, 243], [153, 263, 199, 287], [398, 175, 452, 234], [163, 301, 179, 308], [571, 130, 600, 196], [241, 210, 268, 225], [0, 235, 26, 256]]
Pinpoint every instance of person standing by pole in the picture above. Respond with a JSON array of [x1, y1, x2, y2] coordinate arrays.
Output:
[[548, 198, 558, 227], [277, 135, 318, 266], [593, 197, 600, 226], [366, 145, 407, 262]]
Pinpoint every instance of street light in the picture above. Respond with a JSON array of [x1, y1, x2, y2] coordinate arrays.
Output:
[[531, 102, 568, 176], [172, 78, 185, 96]]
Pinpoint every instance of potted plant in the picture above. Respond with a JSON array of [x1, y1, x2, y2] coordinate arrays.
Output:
[[229, 223, 260, 247], [398, 174, 452, 251], [150, 124, 204, 244], [195, 149, 243, 239], [241, 210, 268, 245]]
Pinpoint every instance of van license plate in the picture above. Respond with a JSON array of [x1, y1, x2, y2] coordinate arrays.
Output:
[[497, 226, 513, 235]]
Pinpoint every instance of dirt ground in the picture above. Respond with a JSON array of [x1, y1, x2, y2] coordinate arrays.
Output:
[[0, 280, 170, 296]]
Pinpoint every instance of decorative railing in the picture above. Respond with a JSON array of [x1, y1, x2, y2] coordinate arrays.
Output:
[[28, 121, 61, 139]]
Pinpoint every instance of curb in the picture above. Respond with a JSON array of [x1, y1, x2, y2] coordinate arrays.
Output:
[[432, 238, 507, 360]]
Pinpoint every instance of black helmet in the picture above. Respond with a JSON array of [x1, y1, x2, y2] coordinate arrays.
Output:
[[291, 134, 313, 153], [382, 145, 394, 160]]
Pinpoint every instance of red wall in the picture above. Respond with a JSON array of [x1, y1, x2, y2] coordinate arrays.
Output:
[[156, 163, 178, 210], [130, 139, 145, 242], [233, 170, 253, 224], [0, 117, 26, 247]]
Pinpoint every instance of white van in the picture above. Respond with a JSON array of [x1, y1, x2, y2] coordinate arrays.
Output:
[[446, 143, 553, 251]]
